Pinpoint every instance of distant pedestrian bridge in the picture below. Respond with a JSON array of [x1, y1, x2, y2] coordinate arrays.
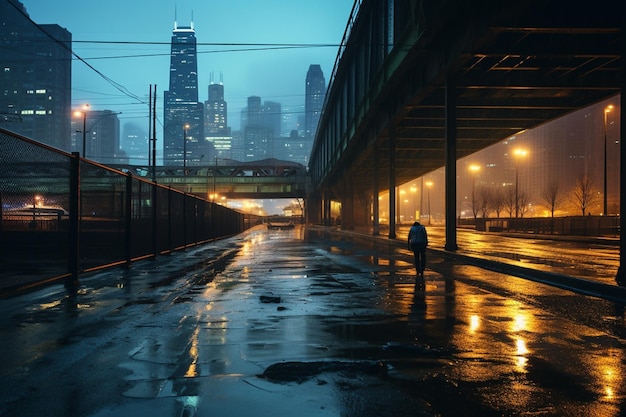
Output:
[[110, 158, 309, 200]]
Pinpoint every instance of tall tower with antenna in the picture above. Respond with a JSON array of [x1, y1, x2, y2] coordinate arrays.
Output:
[[163, 12, 204, 166]]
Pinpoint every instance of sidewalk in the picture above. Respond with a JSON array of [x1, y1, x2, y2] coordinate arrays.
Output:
[[340, 225, 626, 304]]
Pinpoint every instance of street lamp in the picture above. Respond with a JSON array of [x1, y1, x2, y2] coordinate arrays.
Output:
[[603, 104, 614, 216], [469, 164, 481, 218], [399, 189, 406, 223], [425, 181, 433, 225], [513, 148, 528, 218], [410, 185, 417, 221], [73, 106, 121, 160], [74, 104, 89, 157], [183, 123, 190, 175]]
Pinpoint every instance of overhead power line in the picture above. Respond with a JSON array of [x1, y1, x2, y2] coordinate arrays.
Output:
[[6, 1, 146, 104]]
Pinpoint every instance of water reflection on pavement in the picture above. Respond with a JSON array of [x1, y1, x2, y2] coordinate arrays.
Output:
[[394, 225, 620, 285], [1, 225, 625, 417]]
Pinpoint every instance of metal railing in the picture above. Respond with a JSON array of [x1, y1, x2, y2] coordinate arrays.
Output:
[[0, 128, 260, 295]]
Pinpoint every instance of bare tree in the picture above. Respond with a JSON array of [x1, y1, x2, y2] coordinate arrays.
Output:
[[570, 176, 599, 216], [469, 186, 479, 220], [477, 187, 492, 218], [504, 186, 516, 218], [518, 191, 531, 218], [491, 187, 505, 218], [540, 182, 564, 218]]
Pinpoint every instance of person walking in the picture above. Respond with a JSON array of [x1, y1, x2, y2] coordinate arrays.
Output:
[[408, 221, 428, 277]]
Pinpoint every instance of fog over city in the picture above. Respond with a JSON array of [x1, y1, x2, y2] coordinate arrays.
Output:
[[398, 97, 621, 223], [23, 0, 354, 135]]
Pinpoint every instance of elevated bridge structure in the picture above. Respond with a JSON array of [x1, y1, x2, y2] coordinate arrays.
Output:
[[308, 0, 625, 282], [110, 158, 309, 200]]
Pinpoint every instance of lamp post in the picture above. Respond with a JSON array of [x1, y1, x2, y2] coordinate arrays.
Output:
[[399, 189, 406, 223], [603, 104, 614, 216], [410, 185, 417, 221], [513, 148, 528, 218], [183, 124, 189, 175], [425, 181, 433, 225], [469, 164, 481, 219], [73, 106, 122, 160], [74, 104, 89, 157]]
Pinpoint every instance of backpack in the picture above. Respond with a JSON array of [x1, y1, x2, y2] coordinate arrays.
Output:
[[410, 225, 426, 245]]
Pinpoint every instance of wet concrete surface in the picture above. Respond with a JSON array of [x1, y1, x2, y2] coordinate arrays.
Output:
[[2, 225, 626, 416]]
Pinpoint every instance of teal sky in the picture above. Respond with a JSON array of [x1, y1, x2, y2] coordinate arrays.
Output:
[[22, 0, 356, 132]]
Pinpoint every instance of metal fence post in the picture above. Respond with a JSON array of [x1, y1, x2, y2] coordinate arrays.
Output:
[[125, 172, 132, 266], [66, 152, 80, 291], [168, 186, 173, 254], [152, 181, 158, 258]]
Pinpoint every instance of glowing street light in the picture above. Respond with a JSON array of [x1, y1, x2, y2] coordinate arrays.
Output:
[[603, 104, 614, 216], [73, 106, 121, 159], [73, 104, 90, 156], [513, 148, 528, 218]]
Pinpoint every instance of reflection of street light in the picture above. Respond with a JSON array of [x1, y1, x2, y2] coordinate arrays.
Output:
[[74, 104, 89, 156], [425, 181, 433, 225], [603, 104, 614, 215], [183, 124, 190, 175], [513, 148, 528, 218]]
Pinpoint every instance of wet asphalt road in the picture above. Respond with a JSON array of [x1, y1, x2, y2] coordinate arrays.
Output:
[[1, 225, 626, 416]]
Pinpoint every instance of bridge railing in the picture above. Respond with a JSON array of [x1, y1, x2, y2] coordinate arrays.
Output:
[[0, 128, 260, 295]]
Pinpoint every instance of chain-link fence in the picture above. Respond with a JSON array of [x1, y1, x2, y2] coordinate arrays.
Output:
[[1, 128, 257, 295]]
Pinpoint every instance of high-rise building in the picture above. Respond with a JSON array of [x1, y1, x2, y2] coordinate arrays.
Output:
[[263, 101, 282, 138], [304, 64, 326, 142], [204, 78, 231, 159], [121, 122, 149, 165], [205, 79, 228, 136], [241, 96, 283, 161], [0, 0, 72, 150], [163, 20, 204, 166]]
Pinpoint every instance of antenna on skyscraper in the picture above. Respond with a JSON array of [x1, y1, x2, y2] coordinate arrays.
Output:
[[191, 10, 194, 30], [220, 72, 224, 84]]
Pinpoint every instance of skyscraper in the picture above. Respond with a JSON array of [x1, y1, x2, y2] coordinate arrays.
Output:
[[0, 0, 72, 150], [241, 96, 283, 161], [205, 79, 228, 137], [121, 122, 149, 165], [163, 20, 204, 166], [204, 78, 231, 159], [304, 64, 326, 141]]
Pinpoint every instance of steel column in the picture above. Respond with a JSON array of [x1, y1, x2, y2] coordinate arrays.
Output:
[[388, 113, 396, 239], [444, 76, 458, 251], [373, 148, 380, 236], [616, 11, 626, 286]]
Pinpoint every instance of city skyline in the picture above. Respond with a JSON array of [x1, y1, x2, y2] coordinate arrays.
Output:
[[19, 0, 356, 138]]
